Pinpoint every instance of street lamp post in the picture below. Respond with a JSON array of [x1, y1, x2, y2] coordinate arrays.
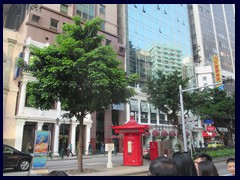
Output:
[[179, 82, 222, 152]]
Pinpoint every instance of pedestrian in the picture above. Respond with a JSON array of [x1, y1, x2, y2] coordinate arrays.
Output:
[[28, 145, 32, 153], [197, 160, 219, 176], [100, 142, 105, 155], [194, 141, 196, 148], [47, 170, 68, 176], [199, 140, 202, 148], [226, 158, 235, 176], [172, 151, 198, 176], [194, 152, 212, 169], [88, 142, 92, 156], [148, 156, 179, 176], [67, 141, 73, 157]]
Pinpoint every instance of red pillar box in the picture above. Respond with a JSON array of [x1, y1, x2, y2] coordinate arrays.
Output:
[[112, 113, 149, 166], [149, 142, 159, 161]]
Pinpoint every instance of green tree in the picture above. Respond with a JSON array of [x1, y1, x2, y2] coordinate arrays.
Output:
[[144, 70, 191, 134], [20, 16, 138, 172], [190, 88, 235, 146]]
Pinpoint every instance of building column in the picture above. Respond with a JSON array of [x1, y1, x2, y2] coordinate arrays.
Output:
[[18, 80, 27, 115], [85, 124, 92, 154], [24, 47, 30, 64], [53, 123, 60, 156], [3, 38, 17, 114], [137, 99, 141, 122], [36, 122, 44, 130], [57, 101, 61, 117], [126, 102, 130, 122], [147, 103, 150, 124], [15, 120, 25, 151], [71, 123, 77, 154]]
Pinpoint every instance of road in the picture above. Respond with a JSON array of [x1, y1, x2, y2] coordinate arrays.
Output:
[[46, 155, 123, 171], [3, 155, 230, 176]]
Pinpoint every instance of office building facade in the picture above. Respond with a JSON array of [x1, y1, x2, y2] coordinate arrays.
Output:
[[3, 4, 125, 154], [118, 4, 197, 147], [189, 4, 235, 94]]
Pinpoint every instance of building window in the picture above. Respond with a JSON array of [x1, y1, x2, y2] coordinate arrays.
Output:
[[130, 99, 139, 122], [60, 4, 68, 15], [101, 21, 105, 31], [31, 14, 40, 23], [76, 4, 95, 21], [106, 39, 111, 45], [50, 18, 59, 30], [119, 46, 124, 53], [159, 114, 165, 121], [141, 101, 148, 123], [100, 4, 105, 15]]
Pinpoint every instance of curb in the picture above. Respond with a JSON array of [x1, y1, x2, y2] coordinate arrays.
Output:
[[47, 154, 121, 161]]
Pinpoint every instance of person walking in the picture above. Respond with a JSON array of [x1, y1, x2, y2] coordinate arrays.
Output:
[[88, 142, 92, 156], [67, 141, 73, 157], [100, 142, 105, 155]]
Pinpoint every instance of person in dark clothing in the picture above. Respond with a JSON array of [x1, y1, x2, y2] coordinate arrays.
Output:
[[149, 156, 179, 176], [47, 170, 68, 176], [194, 152, 212, 169], [197, 160, 219, 176], [172, 152, 198, 176], [67, 141, 73, 157], [88, 142, 92, 156]]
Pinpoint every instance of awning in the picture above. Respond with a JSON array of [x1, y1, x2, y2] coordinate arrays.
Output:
[[144, 131, 151, 136], [169, 130, 176, 137], [207, 126, 216, 132], [161, 130, 168, 137], [202, 131, 216, 137], [152, 130, 160, 137]]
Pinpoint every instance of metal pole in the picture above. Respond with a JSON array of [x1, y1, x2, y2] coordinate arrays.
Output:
[[179, 85, 188, 152]]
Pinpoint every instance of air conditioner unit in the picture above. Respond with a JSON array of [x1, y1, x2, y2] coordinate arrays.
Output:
[[141, 115, 145, 118]]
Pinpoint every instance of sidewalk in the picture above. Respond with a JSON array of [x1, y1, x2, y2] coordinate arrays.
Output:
[[47, 153, 150, 176], [71, 159, 150, 176]]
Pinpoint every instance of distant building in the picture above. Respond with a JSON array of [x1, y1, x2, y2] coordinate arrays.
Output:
[[189, 4, 235, 94]]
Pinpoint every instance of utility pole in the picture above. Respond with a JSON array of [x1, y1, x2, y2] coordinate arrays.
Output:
[[179, 82, 222, 152]]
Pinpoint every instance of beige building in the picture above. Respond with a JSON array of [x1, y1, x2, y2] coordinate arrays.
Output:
[[3, 4, 126, 155]]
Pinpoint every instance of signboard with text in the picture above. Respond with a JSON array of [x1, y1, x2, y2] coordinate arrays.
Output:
[[212, 55, 222, 87], [105, 143, 114, 152]]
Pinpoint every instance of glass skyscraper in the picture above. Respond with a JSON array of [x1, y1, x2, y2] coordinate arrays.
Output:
[[189, 4, 235, 93], [124, 4, 195, 88]]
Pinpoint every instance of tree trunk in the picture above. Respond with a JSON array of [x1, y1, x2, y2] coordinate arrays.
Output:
[[77, 116, 84, 172], [227, 131, 234, 147]]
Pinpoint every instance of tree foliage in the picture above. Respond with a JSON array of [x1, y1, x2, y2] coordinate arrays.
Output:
[[190, 88, 235, 146], [144, 70, 191, 132], [20, 16, 138, 172]]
